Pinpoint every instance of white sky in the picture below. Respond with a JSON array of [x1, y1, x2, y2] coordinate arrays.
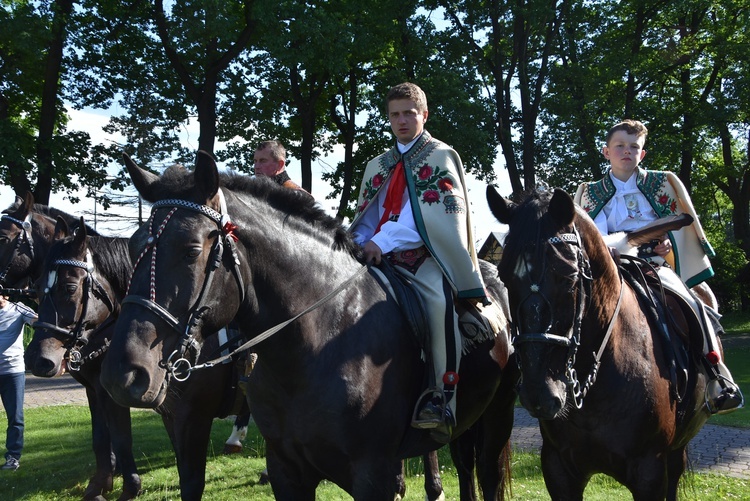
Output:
[[0, 107, 510, 245]]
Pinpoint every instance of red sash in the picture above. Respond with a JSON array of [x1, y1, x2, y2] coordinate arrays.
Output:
[[375, 160, 406, 234]]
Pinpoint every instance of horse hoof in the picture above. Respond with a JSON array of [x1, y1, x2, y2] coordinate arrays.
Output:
[[222, 443, 243, 455], [116, 487, 142, 501], [258, 470, 270, 485]]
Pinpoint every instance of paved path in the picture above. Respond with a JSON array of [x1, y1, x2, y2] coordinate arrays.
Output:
[[510, 406, 750, 478], [16, 373, 750, 478]]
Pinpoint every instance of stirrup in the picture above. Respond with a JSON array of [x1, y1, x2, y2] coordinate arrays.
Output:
[[411, 387, 447, 429], [706, 376, 745, 415]]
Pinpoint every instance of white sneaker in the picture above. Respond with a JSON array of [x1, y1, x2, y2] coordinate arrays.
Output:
[[1, 457, 19, 471]]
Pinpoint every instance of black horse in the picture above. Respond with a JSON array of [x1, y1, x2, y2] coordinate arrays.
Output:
[[487, 186, 712, 500], [25, 218, 142, 500], [101, 152, 517, 500], [25, 218, 248, 500]]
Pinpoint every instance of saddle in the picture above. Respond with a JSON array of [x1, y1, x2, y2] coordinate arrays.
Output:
[[372, 259, 430, 356], [372, 260, 496, 359], [619, 256, 703, 402]]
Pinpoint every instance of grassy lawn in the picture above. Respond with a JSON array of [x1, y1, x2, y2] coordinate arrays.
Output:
[[5, 310, 748, 499], [710, 310, 750, 428], [0, 405, 749, 500]]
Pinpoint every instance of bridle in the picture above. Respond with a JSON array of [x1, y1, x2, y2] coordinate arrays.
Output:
[[120, 189, 369, 383], [0, 213, 35, 288], [512, 225, 623, 408], [121, 189, 246, 382], [33, 250, 117, 371]]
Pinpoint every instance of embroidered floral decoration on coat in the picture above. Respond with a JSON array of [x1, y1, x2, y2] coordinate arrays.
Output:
[[358, 163, 463, 214]]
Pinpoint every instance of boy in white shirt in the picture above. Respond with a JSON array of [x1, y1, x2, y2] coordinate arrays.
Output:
[[575, 119, 742, 414]]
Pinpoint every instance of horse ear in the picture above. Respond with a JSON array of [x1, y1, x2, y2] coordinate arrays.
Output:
[[549, 189, 576, 227], [21, 191, 34, 215], [486, 184, 516, 224], [75, 216, 88, 239], [53, 216, 70, 240], [122, 153, 160, 202], [72, 217, 87, 252], [195, 150, 220, 199]]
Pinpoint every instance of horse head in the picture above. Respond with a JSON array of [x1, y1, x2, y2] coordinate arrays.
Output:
[[487, 185, 617, 419], [0, 192, 47, 289], [27, 217, 119, 377], [102, 152, 247, 409]]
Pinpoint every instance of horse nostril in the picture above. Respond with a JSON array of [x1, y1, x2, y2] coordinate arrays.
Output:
[[31, 357, 59, 377]]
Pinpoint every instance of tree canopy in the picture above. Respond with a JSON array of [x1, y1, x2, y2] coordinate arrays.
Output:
[[1, 0, 748, 309]]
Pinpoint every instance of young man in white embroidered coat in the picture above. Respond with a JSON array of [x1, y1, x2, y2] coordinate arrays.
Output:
[[349, 82, 487, 443]]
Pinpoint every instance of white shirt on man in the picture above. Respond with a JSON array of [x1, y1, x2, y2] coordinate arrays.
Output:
[[351, 137, 423, 254]]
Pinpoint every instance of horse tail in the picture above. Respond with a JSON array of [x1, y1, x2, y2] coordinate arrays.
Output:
[[501, 439, 513, 500]]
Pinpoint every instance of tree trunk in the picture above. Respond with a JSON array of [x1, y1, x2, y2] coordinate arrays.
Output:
[[35, 0, 76, 205]]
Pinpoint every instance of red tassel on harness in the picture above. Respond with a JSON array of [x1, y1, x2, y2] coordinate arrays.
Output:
[[706, 350, 721, 365], [223, 221, 239, 242], [443, 371, 459, 385]]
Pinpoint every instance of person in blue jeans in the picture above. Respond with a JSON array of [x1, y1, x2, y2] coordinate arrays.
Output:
[[0, 295, 37, 471]]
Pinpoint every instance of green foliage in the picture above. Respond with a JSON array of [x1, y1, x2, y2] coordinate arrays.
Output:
[[691, 148, 749, 311], [1, 0, 749, 294]]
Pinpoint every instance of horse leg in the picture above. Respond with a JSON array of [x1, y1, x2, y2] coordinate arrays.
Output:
[[625, 455, 669, 501], [223, 405, 251, 455], [100, 390, 142, 501], [476, 387, 517, 501], [348, 458, 405, 501], [82, 386, 115, 500], [422, 451, 445, 501], [395, 460, 406, 500], [166, 408, 214, 501], [540, 446, 587, 501], [450, 427, 478, 501], [665, 448, 687, 501], [453, 363, 516, 501], [264, 448, 318, 501]]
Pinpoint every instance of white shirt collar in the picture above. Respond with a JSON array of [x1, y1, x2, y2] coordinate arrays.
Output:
[[396, 135, 422, 154], [609, 171, 638, 191]]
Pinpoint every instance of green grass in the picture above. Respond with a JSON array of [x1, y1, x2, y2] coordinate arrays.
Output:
[[4, 313, 749, 499], [710, 310, 750, 428], [2, 405, 750, 500], [721, 310, 750, 335]]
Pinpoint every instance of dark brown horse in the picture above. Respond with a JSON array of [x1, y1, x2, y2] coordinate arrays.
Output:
[[22, 215, 440, 500], [487, 186, 711, 500], [0, 192, 97, 290], [101, 152, 517, 500]]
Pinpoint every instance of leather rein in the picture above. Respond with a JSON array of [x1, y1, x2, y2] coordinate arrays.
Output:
[[512, 225, 624, 409]]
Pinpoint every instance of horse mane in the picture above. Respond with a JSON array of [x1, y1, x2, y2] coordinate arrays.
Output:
[[571, 204, 621, 300], [3, 200, 100, 236], [47, 236, 132, 297], [88, 237, 133, 296], [154, 164, 362, 259], [498, 189, 556, 278]]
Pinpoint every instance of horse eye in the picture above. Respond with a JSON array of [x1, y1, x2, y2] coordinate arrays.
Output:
[[0, 236, 9, 245], [186, 247, 202, 259], [65, 284, 78, 295]]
